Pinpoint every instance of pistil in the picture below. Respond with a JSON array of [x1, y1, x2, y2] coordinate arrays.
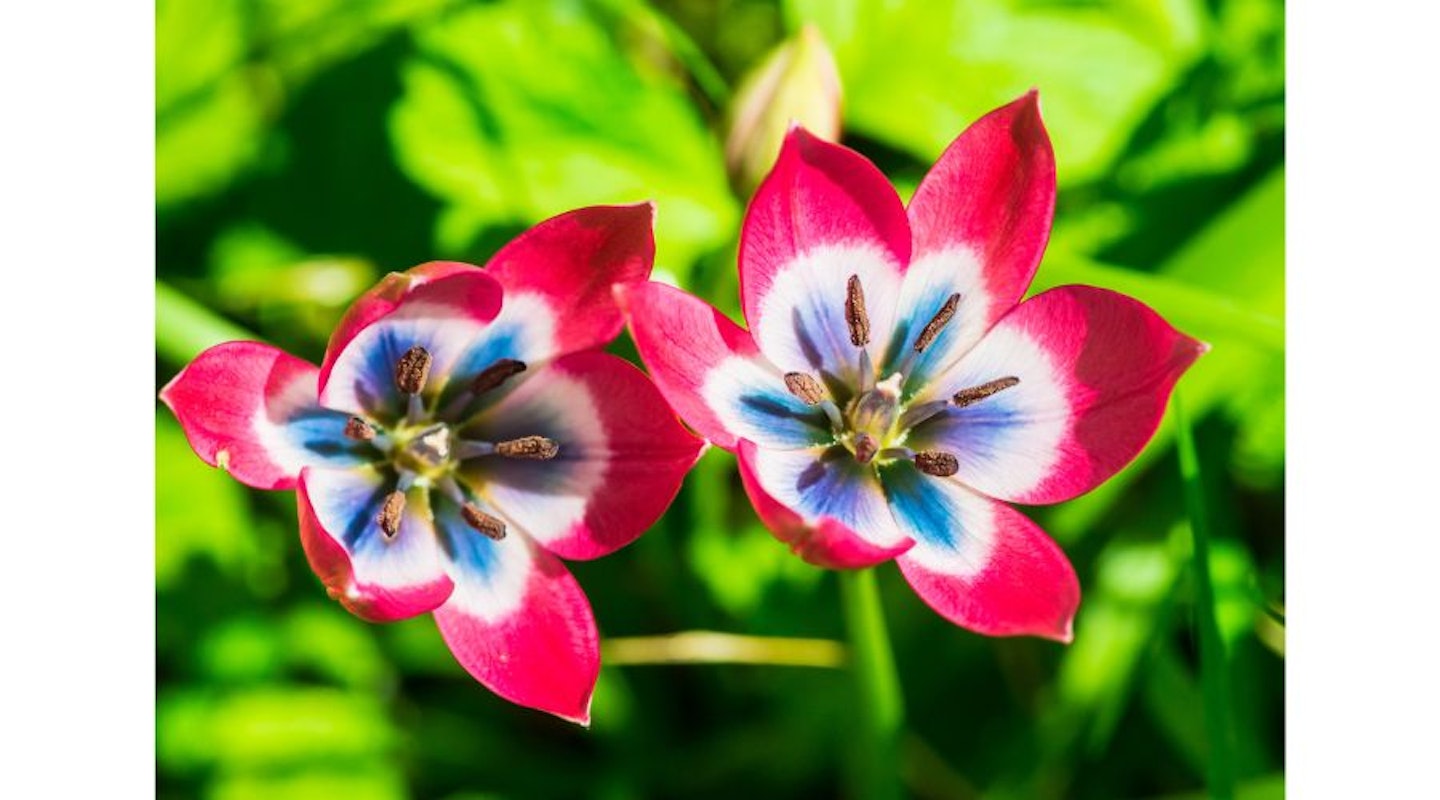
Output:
[[852, 432, 878, 464]]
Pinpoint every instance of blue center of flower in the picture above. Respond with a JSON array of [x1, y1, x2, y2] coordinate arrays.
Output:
[[341, 345, 560, 541], [781, 274, 1021, 478]]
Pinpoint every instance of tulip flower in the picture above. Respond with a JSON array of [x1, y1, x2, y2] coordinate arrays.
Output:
[[621, 94, 1204, 641], [162, 204, 704, 723]]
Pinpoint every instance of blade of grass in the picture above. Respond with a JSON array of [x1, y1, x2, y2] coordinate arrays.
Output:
[[839, 568, 904, 800], [1173, 390, 1236, 800]]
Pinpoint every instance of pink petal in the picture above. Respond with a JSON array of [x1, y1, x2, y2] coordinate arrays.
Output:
[[160, 342, 367, 490], [318, 269, 504, 418], [297, 467, 455, 623], [894, 92, 1057, 385], [432, 516, 598, 725], [319, 261, 486, 390], [457, 350, 704, 561], [736, 440, 914, 569], [618, 281, 832, 451], [483, 203, 656, 361], [911, 285, 1206, 504], [880, 461, 1078, 641], [739, 127, 911, 386]]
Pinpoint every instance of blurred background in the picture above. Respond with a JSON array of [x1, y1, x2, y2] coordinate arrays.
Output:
[[155, 1, 1284, 798]]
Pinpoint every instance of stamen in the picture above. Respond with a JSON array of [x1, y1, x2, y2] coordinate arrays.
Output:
[[914, 450, 959, 477], [858, 348, 875, 392], [472, 358, 527, 395], [784, 372, 826, 405], [852, 432, 878, 464], [952, 376, 1021, 408], [914, 293, 961, 353], [454, 440, 496, 460], [377, 490, 406, 538], [494, 435, 559, 460], [395, 345, 432, 395], [845, 274, 870, 347], [461, 503, 507, 541], [343, 416, 375, 441], [898, 400, 950, 431]]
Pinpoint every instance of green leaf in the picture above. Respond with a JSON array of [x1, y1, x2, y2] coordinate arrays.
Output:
[[155, 412, 258, 589], [157, 0, 462, 209], [1031, 253, 1283, 352], [389, 0, 739, 275], [157, 687, 396, 771], [210, 767, 407, 800], [788, 0, 1207, 184], [155, 280, 258, 366]]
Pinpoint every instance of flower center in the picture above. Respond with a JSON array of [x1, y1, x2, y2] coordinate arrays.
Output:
[[392, 422, 453, 478], [843, 372, 903, 459], [781, 274, 1023, 478], [341, 346, 562, 541]]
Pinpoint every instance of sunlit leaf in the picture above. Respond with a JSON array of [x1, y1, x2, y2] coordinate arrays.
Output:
[[389, 0, 739, 274], [788, 0, 1207, 184], [157, 0, 461, 209], [211, 767, 407, 800], [156, 687, 396, 771], [155, 412, 258, 588], [283, 605, 394, 689]]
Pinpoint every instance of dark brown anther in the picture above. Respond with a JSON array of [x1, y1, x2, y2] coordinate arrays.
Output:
[[471, 358, 527, 395], [784, 372, 826, 405], [495, 435, 560, 460], [951, 376, 1021, 408], [914, 450, 959, 477], [461, 503, 507, 541], [845, 274, 870, 347], [377, 490, 406, 538], [914, 293, 961, 353], [395, 345, 433, 395], [343, 416, 375, 441], [852, 432, 878, 464]]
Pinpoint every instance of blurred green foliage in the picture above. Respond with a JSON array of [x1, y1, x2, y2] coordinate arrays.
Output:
[[157, 0, 1284, 797]]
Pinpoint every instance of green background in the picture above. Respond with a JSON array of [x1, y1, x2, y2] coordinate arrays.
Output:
[[156, 1, 1284, 797]]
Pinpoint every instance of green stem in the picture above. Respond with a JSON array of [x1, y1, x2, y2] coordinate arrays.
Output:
[[155, 280, 259, 366], [838, 568, 903, 800], [1173, 391, 1236, 800]]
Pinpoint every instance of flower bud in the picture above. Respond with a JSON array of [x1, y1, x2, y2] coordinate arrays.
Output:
[[724, 24, 842, 193]]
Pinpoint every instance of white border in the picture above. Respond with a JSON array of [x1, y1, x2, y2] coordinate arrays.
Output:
[[1289, 2, 1440, 795], [0, 4, 154, 795]]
